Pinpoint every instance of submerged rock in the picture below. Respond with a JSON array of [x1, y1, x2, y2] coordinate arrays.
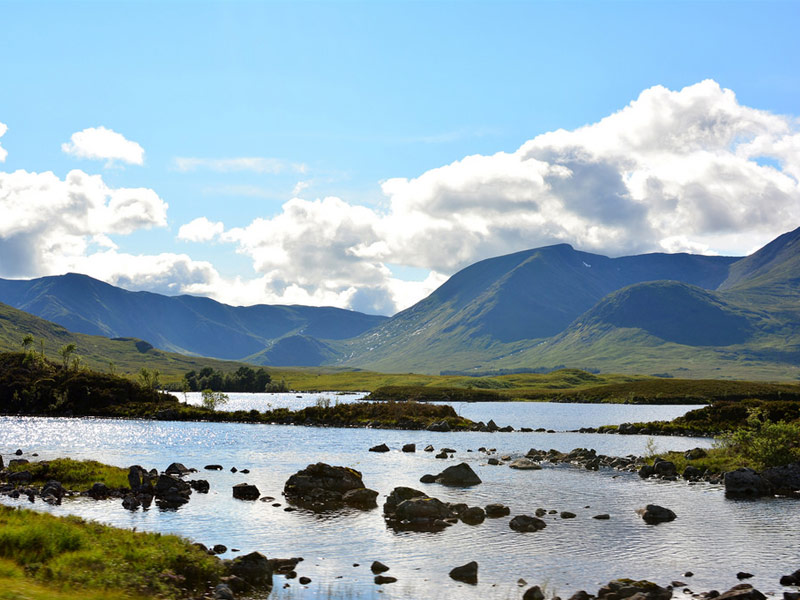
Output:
[[509, 458, 542, 470]]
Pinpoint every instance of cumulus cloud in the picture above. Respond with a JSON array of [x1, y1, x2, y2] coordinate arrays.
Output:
[[177, 217, 224, 243], [0, 121, 7, 162], [0, 168, 167, 278], [173, 157, 308, 174], [62, 126, 145, 166], [208, 80, 800, 314]]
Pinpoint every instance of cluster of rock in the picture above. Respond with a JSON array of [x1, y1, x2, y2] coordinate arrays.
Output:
[[283, 462, 379, 511], [723, 463, 800, 498], [524, 447, 644, 472], [122, 462, 209, 510]]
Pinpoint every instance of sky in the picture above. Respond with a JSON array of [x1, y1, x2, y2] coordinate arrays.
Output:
[[1, 1, 799, 316]]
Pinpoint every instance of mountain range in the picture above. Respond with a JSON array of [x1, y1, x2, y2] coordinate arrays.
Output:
[[2, 226, 800, 379]]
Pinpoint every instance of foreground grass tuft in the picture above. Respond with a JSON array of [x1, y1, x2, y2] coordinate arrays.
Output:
[[0, 506, 224, 599]]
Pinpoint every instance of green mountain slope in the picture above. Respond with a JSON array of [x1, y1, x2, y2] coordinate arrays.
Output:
[[0, 301, 258, 379], [0, 273, 387, 360], [337, 244, 738, 373]]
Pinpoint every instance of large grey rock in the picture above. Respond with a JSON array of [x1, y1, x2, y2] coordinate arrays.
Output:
[[342, 487, 379, 508], [509, 515, 547, 532], [637, 504, 676, 524], [724, 468, 772, 497], [653, 459, 677, 477], [460, 506, 486, 525], [485, 503, 510, 518], [427, 420, 450, 432], [88, 481, 110, 499], [434, 462, 482, 486], [228, 551, 272, 589]]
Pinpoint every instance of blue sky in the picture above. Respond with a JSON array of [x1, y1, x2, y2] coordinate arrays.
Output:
[[1, 1, 799, 314]]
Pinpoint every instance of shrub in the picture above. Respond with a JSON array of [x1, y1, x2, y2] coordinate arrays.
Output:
[[720, 408, 800, 469]]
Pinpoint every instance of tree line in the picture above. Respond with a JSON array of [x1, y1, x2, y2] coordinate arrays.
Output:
[[183, 366, 276, 393]]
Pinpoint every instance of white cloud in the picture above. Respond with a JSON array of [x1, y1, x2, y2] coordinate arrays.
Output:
[[209, 80, 800, 314], [62, 126, 145, 166], [0, 168, 167, 278], [0, 121, 7, 162], [173, 157, 308, 174], [177, 217, 224, 243]]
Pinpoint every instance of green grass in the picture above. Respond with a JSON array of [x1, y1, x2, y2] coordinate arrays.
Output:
[[0, 506, 224, 599], [7, 458, 130, 490]]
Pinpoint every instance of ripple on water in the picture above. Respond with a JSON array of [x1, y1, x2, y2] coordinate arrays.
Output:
[[0, 407, 795, 600]]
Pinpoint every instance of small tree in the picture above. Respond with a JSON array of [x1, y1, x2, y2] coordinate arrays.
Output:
[[201, 389, 229, 411], [59, 343, 77, 370], [21, 333, 35, 355], [138, 367, 161, 391]]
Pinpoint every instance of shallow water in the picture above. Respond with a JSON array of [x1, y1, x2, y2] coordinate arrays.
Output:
[[1, 403, 796, 600]]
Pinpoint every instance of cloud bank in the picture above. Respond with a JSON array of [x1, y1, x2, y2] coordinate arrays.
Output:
[[62, 126, 145, 166], [2, 81, 800, 315]]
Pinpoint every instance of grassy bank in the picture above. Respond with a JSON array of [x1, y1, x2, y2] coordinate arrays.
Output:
[[0, 506, 223, 600], [6, 458, 130, 490]]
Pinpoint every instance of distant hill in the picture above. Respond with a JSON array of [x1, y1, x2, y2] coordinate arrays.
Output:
[[0, 273, 387, 360], [0, 301, 254, 379]]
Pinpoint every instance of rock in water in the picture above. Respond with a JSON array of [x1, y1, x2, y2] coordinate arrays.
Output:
[[232, 483, 260, 501], [284, 462, 377, 511], [449, 561, 478, 584], [716, 584, 766, 600], [509, 458, 542, 470], [724, 468, 772, 497], [636, 504, 676, 524], [509, 515, 547, 532], [369, 443, 390, 453], [228, 551, 273, 589], [433, 463, 482, 486]]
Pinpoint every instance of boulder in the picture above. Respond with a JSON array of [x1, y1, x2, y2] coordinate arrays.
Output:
[[449, 561, 478, 584], [433, 463, 482, 486], [369, 443, 390, 453], [761, 462, 800, 496], [560, 511, 577, 519], [460, 506, 486, 525], [232, 483, 260, 501], [597, 579, 671, 600], [41, 480, 64, 502], [88, 482, 110, 499], [524, 586, 545, 600], [383, 487, 454, 531], [653, 459, 677, 477], [122, 494, 140, 510], [213, 583, 235, 600], [402, 443, 416, 453], [638, 464, 655, 479], [424, 445, 434, 452], [190, 479, 210, 493], [717, 584, 766, 600], [509, 458, 542, 470], [509, 515, 547, 532], [724, 468, 772, 497], [228, 551, 272, 589], [205, 464, 224, 470], [284, 463, 377, 511], [213, 544, 228, 554], [165, 462, 191, 476], [683, 465, 704, 480], [486, 420, 499, 432], [8, 470, 33, 484], [485, 503, 511, 518], [342, 488, 379, 508], [435, 451, 448, 459], [375, 575, 398, 584], [637, 504, 676, 524], [779, 568, 800, 586], [419, 474, 436, 483], [371, 561, 390, 574], [128, 465, 153, 494], [685, 448, 708, 460], [427, 420, 451, 432]]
